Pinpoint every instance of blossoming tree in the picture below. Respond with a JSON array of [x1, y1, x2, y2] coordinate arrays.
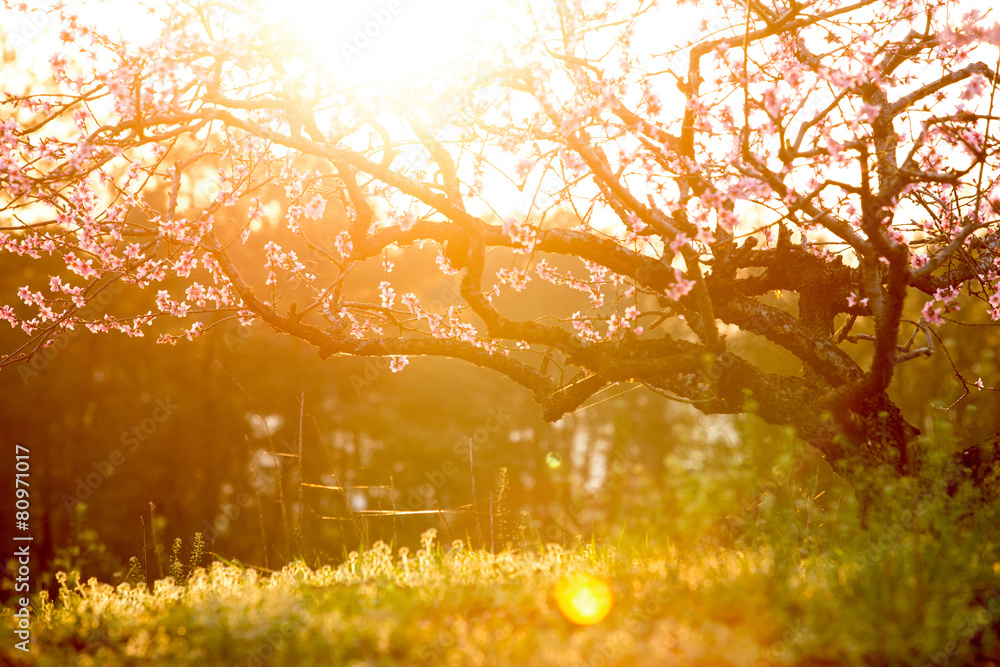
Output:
[[2, 0, 1000, 495]]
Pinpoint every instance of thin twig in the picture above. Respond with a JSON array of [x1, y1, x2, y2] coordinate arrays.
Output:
[[332, 470, 365, 544], [215, 361, 291, 560], [140, 516, 148, 585], [470, 438, 484, 548], [149, 502, 165, 580], [245, 435, 269, 570], [311, 417, 346, 548], [297, 392, 305, 559], [435, 500, 454, 543], [390, 473, 398, 545]]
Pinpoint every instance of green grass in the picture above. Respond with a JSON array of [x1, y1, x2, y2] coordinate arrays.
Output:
[[5, 425, 1000, 666], [9, 535, 775, 666], [5, 499, 1000, 667]]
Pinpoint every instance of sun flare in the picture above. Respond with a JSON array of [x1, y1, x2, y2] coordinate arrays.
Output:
[[554, 573, 614, 626]]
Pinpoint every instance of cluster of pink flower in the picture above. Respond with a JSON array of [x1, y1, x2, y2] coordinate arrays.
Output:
[[495, 267, 531, 293], [379, 281, 396, 309], [921, 286, 962, 326], [263, 242, 308, 287], [501, 217, 536, 252], [397, 293, 481, 348]]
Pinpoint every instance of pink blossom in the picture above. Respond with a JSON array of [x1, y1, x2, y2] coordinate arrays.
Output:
[[571, 312, 601, 343], [303, 195, 326, 220], [0, 305, 16, 327], [282, 167, 305, 200], [436, 251, 458, 275], [155, 290, 190, 317], [625, 213, 647, 233], [379, 281, 396, 308], [18, 286, 42, 306], [334, 232, 353, 258], [669, 233, 689, 255], [859, 104, 881, 123], [695, 227, 715, 245], [401, 293, 421, 313], [285, 206, 302, 235], [846, 292, 869, 308], [264, 241, 283, 285], [185, 321, 205, 341], [398, 212, 417, 231], [664, 269, 695, 301], [185, 283, 208, 307], [987, 287, 1000, 321], [173, 250, 197, 277], [67, 142, 93, 171], [64, 253, 99, 279], [501, 217, 536, 251], [496, 267, 531, 292], [921, 302, 944, 326], [961, 74, 987, 100], [535, 259, 558, 282]]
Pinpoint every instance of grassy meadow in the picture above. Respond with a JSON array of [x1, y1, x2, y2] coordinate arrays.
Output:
[[4, 424, 1000, 666]]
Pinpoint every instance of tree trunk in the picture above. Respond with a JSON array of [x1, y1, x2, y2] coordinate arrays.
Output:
[[768, 388, 1000, 511]]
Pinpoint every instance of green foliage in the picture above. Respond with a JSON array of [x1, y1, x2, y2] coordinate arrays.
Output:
[[494, 467, 512, 549], [45, 503, 122, 590], [168, 538, 185, 582], [126, 556, 146, 588], [159, 533, 207, 585], [5, 405, 998, 665], [6, 450, 1000, 667], [189, 532, 205, 575]]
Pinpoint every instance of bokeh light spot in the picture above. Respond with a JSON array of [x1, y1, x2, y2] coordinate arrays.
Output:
[[545, 452, 562, 469], [554, 573, 613, 626]]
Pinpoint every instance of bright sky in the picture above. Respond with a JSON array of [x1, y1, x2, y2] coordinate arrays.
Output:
[[282, 0, 514, 84], [0, 0, 517, 85], [4, 0, 996, 78]]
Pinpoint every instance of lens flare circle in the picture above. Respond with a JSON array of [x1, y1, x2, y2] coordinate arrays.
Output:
[[554, 573, 614, 626]]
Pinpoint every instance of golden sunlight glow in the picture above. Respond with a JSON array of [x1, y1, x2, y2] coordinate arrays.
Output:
[[1, 0, 164, 63], [6, 0, 519, 84], [554, 573, 614, 626], [281, 0, 515, 83]]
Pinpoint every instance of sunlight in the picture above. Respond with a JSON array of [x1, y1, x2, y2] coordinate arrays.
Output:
[[280, 0, 516, 84], [0, 0, 164, 63], [3, 0, 518, 85], [554, 573, 614, 626]]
